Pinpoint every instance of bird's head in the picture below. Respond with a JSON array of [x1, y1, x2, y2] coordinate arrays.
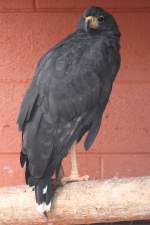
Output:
[[77, 6, 120, 36]]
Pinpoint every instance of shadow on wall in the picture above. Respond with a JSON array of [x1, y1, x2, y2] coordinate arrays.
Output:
[[82, 221, 150, 225]]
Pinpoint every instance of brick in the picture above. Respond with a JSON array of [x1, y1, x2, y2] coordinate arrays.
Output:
[[0, 13, 78, 82], [0, 13, 37, 83], [35, 0, 150, 10], [0, 83, 28, 153], [101, 154, 150, 179], [0, 154, 24, 186], [116, 13, 150, 82], [0, 12, 150, 83], [0, 0, 34, 11], [63, 153, 100, 179], [91, 83, 150, 153]]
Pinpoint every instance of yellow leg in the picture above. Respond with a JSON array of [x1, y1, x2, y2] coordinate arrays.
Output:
[[70, 142, 79, 177], [61, 142, 89, 185]]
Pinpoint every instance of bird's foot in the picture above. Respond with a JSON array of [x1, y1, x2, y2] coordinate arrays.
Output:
[[61, 175, 89, 185]]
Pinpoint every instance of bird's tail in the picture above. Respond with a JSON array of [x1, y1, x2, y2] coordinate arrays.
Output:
[[35, 177, 53, 215], [20, 152, 53, 215]]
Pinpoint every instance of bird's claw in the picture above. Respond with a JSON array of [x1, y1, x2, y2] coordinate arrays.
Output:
[[61, 174, 90, 185]]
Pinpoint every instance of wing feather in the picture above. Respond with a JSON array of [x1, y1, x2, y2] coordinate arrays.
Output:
[[17, 87, 38, 131]]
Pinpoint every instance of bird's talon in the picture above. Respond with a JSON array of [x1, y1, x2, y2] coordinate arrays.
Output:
[[81, 175, 90, 181], [61, 175, 90, 185]]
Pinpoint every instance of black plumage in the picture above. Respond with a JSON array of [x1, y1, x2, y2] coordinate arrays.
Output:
[[17, 6, 121, 213]]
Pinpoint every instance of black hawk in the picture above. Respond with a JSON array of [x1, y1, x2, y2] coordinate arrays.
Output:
[[17, 6, 121, 215]]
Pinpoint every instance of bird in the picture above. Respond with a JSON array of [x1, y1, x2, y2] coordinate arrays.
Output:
[[17, 6, 121, 216]]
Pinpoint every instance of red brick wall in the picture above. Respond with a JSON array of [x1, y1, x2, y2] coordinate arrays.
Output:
[[0, 0, 150, 186]]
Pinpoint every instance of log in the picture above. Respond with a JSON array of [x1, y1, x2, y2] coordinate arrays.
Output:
[[1, 176, 150, 225]]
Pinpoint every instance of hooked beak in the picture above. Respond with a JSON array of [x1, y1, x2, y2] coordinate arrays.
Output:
[[85, 16, 99, 32]]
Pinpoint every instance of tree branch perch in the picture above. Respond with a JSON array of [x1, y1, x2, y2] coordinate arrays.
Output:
[[1, 176, 150, 225]]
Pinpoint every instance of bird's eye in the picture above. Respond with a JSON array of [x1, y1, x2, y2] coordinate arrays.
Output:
[[98, 15, 104, 23]]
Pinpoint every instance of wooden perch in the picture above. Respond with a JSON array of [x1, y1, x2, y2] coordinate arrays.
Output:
[[1, 176, 150, 225]]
